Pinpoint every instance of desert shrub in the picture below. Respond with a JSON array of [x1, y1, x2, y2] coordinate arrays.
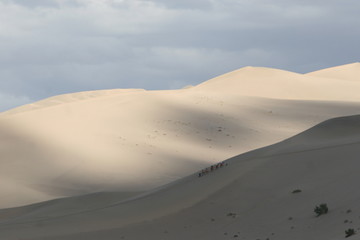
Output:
[[314, 203, 328, 216], [227, 212, 237, 217], [345, 228, 356, 238], [292, 189, 302, 193]]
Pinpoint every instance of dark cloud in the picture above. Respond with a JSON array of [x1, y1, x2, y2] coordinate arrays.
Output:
[[0, 0, 359, 111]]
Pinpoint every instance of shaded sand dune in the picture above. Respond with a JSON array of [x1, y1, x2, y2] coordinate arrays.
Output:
[[1, 115, 360, 239], [0, 63, 360, 208]]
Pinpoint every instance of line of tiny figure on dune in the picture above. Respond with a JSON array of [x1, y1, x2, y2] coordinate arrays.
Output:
[[198, 161, 228, 177]]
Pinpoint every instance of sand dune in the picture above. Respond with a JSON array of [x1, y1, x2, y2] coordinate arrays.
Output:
[[307, 62, 360, 81], [0, 63, 360, 209], [1, 114, 360, 239], [192, 65, 360, 100]]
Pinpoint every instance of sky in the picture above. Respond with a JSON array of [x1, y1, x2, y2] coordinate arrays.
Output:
[[0, 0, 359, 111]]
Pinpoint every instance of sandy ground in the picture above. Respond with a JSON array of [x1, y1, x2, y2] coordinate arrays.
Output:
[[1, 115, 360, 240], [0, 62, 360, 239], [0, 63, 360, 209]]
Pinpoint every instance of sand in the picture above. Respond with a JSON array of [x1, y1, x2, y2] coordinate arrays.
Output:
[[1, 115, 360, 240], [307, 62, 360, 81], [0, 62, 360, 239], [0, 63, 360, 209]]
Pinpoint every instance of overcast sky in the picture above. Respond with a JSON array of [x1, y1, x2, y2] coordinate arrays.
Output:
[[0, 0, 359, 111]]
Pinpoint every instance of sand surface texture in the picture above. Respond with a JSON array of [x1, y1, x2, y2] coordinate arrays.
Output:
[[0, 63, 360, 209], [0, 63, 360, 239], [1, 114, 360, 239]]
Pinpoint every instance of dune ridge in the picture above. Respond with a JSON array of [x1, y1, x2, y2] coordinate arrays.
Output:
[[307, 62, 360, 81], [2, 89, 145, 116], [192, 64, 360, 101]]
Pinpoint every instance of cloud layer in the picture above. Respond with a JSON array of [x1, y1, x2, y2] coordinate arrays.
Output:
[[0, 0, 359, 111]]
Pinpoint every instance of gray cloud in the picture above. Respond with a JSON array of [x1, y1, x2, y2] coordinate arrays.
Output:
[[4, 0, 59, 8], [0, 91, 30, 111], [145, 0, 212, 9], [0, 0, 359, 111]]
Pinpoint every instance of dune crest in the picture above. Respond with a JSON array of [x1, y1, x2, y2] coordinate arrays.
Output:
[[192, 64, 360, 101], [306, 62, 360, 81], [2, 89, 145, 116]]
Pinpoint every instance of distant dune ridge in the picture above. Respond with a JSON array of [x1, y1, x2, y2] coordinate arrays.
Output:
[[0, 63, 360, 239], [306, 62, 360, 81]]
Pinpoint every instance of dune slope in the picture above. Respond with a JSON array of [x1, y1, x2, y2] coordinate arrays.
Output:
[[1, 115, 360, 239], [0, 63, 360, 208]]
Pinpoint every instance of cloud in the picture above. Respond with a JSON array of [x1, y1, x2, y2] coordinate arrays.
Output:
[[0, 0, 359, 111], [0, 92, 31, 112], [144, 0, 212, 10]]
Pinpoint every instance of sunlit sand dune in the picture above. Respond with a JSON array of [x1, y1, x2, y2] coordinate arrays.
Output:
[[193, 65, 360, 100], [0, 63, 360, 209], [307, 62, 360, 81], [1, 115, 360, 240]]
